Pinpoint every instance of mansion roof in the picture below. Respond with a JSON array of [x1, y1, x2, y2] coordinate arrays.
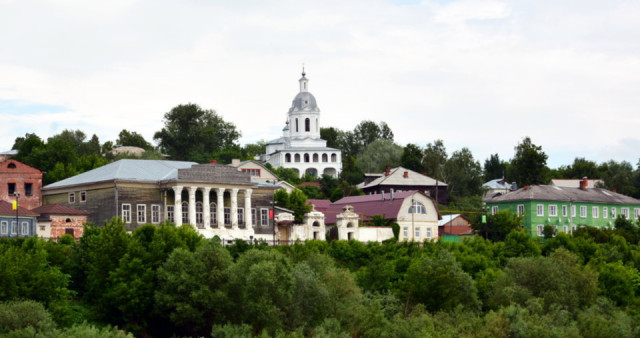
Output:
[[485, 185, 640, 205], [361, 166, 447, 189]]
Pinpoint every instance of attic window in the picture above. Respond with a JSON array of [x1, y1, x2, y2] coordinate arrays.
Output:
[[65, 218, 72, 223], [304, 100, 308, 104], [7, 163, 16, 169]]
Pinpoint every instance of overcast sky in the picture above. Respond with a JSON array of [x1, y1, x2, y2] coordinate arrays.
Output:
[[2, 0, 639, 169]]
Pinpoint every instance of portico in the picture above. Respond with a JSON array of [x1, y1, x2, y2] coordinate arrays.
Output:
[[170, 185, 254, 229]]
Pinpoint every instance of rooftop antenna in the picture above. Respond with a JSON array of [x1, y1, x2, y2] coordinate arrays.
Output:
[[302, 63, 306, 76]]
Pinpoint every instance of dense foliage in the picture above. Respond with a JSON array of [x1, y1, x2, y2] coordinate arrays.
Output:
[[2, 218, 640, 337]]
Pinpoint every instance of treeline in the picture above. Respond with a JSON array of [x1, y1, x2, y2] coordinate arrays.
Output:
[[2, 217, 640, 337]]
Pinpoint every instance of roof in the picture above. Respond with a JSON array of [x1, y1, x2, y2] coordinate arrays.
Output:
[[324, 190, 436, 224], [551, 179, 603, 189], [0, 201, 39, 216], [361, 166, 447, 189], [483, 178, 513, 190], [289, 91, 320, 113], [307, 199, 331, 212], [485, 185, 640, 205], [44, 159, 197, 189], [32, 204, 91, 216]]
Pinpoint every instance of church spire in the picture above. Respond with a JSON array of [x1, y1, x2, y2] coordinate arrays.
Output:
[[299, 66, 308, 92]]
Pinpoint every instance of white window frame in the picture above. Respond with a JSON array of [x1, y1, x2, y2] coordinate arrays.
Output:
[[611, 207, 617, 219], [0, 221, 7, 235], [122, 204, 132, 223], [151, 204, 161, 224], [21, 221, 29, 235], [562, 205, 568, 217], [414, 226, 420, 238], [426, 227, 432, 239], [11, 221, 17, 234], [403, 227, 408, 239], [68, 192, 75, 204], [635, 208, 640, 220], [536, 204, 544, 217], [571, 205, 576, 218], [80, 191, 86, 203], [492, 206, 499, 215], [137, 204, 146, 224], [237, 208, 244, 225], [592, 206, 599, 219], [517, 204, 524, 216], [166, 205, 174, 223], [622, 208, 629, 219], [549, 205, 557, 217], [603, 207, 608, 219], [580, 206, 587, 218], [537, 224, 544, 237], [260, 208, 269, 226], [409, 202, 426, 214]]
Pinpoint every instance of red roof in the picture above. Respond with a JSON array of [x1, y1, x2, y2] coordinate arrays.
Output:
[[307, 199, 331, 212], [32, 204, 91, 216], [0, 200, 39, 216], [324, 191, 423, 225]]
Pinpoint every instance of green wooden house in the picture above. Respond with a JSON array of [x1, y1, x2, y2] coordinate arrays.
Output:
[[484, 179, 640, 237]]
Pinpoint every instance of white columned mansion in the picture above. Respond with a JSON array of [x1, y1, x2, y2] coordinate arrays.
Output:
[[263, 70, 342, 178]]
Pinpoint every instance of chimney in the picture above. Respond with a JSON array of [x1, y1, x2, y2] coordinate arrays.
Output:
[[612, 188, 617, 193], [403, 171, 409, 178], [209, 159, 218, 164], [524, 185, 530, 190], [390, 188, 394, 200], [580, 177, 588, 191], [381, 190, 385, 201], [231, 158, 240, 167], [385, 166, 391, 176]]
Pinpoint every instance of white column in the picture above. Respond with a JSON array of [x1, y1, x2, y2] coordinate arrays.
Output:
[[244, 189, 253, 228], [203, 187, 211, 228], [172, 186, 183, 226], [216, 188, 225, 227], [188, 186, 197, 226], [231, 188, 239, 229]]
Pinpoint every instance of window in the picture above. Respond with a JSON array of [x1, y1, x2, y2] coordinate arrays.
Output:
[[7, 183, 15, 195], [571, 205, 576, 218], [24, 183, 33, 196], [238, 208, 244, 225], [196, 202, 203, 225], [304, 153, 310, 162], [11, 221, 16, 234], [426, 227, 432, 238], [536, 204, 544, 216], [122, 204, 132, 223], [537, 224, 544, 237], [409, 202, 426, 214], [517, 205, 524, 216], [137, 204, 146, 223], [580, 206, 587, 218], [322, 154, 328, 162], [295, 118, 299, 132], [294, 154, 300, 163], [592, 206, 599, 218], [603, 207, 608, 219], [492, 206, 499, 215], [562, 205, 568, 217], [0, 221, 7, 235], [182, 202, 188, 224], [622, 208, 629, 219], [414, 227, 420, 238], [252, 208, 257, 226], [305, 118, 310, 132], [313, 153, 319, 162], [210, 203, 217, 225], [571, 225, 577, 233], [68, 192, 75, 204], [21, 222, 28, 235], [167, 205, 174, 223], [80, 191, 86, 202], [151, 205, 161, 223], [241, 169, 261, 176], [611, 207, 617, 219], [285, 153, 291, 163], [635, 208, 640, 220], [224, 208, 231, 225], [563, 225, 568, 233], [549, 205, 557, 217], [331, 153, 337, 162], [403, 227, 408, 238], [260, 209, 269, 226]]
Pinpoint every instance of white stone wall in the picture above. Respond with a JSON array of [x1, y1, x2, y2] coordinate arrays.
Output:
[[358, 227, 395, 242]]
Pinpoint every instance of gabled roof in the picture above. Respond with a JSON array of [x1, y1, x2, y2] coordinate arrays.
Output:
[[0, 201, 38, 216], [44, 159, 197, 189], [361, 166, 447, 188], [324, 190, 438, 224], [483, 178, 513, 190], [551, 179, 603, 189], [438, 214, 471, 226], [485, 185, 640, 205], [32, 204, 91, 216]]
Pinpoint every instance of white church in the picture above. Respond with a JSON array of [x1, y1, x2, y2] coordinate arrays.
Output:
[[262, 70, 342, 178]]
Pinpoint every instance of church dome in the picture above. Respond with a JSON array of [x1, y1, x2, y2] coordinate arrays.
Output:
[[289, 92, 320, 113]]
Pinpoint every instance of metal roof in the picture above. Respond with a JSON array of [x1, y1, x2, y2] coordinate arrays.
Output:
[[44, 159, 196, 189], [485, 185, 640, 205], [362, 166, 447, 188]]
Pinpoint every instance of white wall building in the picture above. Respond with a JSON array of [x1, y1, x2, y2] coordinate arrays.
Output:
[[263, 70, 342, 178]]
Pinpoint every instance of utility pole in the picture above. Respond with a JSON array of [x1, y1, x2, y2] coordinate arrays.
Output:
[[13, 192, 19, 237]]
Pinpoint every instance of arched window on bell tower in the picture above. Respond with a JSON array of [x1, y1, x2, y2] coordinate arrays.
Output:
[[296, 118, 299, 132], [305, 118, 310, 132]]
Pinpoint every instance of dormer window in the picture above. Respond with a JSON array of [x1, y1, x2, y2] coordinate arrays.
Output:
[[304, 100, 308, 104], [7, 163, 16, 169]]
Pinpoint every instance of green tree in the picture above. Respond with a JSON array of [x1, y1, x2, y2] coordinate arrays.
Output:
[[444, 147, 483, 199], [483, 153, 506, 181], [116, 129, 153, 150], [154, 103, 241, 162], [422, 139, 447, 181], [510, 136, 549, 186], [401, 143, 425, 173], [275, 189, 312, 223], [598, 160, 637, 197], [473, 210, 522, 241], [355, 139, 403, 173], [353, 120, 394, 152], [320, 127, 343, 149]]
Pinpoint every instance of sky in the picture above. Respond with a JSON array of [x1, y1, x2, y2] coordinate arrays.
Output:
[[1, 0, 639, 169]]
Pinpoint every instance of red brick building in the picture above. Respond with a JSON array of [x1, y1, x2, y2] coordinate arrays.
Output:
[[0, 159, 43, 210], [32, 204, 90, 240]]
